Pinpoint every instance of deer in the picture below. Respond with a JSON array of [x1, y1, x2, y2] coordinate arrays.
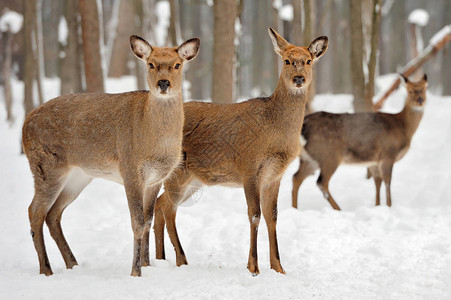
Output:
[[291, 74, 428, 210], [145, 28, 328, 275], [22, 35, 200, 277]]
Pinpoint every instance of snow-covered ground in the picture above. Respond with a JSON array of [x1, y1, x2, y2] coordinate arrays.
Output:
[[1, 77, 451, 299]]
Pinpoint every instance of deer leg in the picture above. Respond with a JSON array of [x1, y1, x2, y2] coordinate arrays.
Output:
[[156, 170, 194, 265], [292, 157, 317, 209], [153, 205, 166, 260], [243, 178, 262, 275], [45, 170, 92, 269], [381, 161, 394, 207], [262, 180, 285, 274], [368, 166, 382, 206], [316, 162, 341, 210], [123, 176, 146, 277], [29, 169, 67, 276], [141, 183, 162, 267]]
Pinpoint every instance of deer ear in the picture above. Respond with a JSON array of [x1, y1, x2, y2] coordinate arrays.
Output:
[[308, 36, 328, 61], [177, 38, 200, 61], [400, 73, 409, 83], [268, 27, 290, 56], [423, 74, 428, 82], [130, 35, 152, 61]]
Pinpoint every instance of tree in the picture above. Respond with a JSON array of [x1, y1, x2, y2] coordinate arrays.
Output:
[[364, 0, 381, 106], [79, 0, 104, 93], [212, 0, 237, 104], [60, 0, 83, 95], [23, 0, 37, 116], [349, 0, 367, 112]]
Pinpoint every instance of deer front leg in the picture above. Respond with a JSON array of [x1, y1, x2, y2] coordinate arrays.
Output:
[[381, 161, 394, 207], [141, 183, 162, 267], [292, 157, 316, 209], [262, 180, 285, 274], [368, 166, 382, 206], [317, 165, 341, 210], [243, 178, 262, 275], [123, 177, 146, 277]]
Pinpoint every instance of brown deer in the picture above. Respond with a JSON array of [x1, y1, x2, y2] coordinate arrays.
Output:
[[22, 35, 200, 276], [147, 28, 328, 275], [291, 74, 428, 210]]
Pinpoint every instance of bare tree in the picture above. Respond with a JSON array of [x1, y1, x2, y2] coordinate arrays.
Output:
[[79, 0, 104, 93], [212, 0, 237, 104], [168, 0, 181, 47], [34, 0, 44, 105], [23, 0, 36, 116], [349, 0, 368, 112], [364, 0, 381, 106], [107, 0, 134, 78], [60, 0, 83, 95], [291, 0, 302, 45]]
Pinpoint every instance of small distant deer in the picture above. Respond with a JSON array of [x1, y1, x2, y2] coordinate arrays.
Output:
[[292, 74, 428, 210], [22, 35, 200, 276], [148, 28, 328, 275]]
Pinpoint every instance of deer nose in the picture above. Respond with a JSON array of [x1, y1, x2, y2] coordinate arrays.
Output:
[[158, 80, 170, 92], [294, 76, 305, 85], [417, 97, 424, 105]]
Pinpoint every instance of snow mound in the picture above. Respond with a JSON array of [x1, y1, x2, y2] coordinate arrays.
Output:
[[408, 9, 429, 27], [0, 10, 23, 33]]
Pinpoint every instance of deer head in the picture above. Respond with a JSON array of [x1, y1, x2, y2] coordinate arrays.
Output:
[[268, 28, 328, 94], [402, 74, 428, 110], [130, 35, 200, 99]]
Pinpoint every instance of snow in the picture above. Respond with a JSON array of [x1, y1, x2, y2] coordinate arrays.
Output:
[[279, 4, 293, 22], [0, 10, 23, 33], [408, 9, 429, 27], [1, 77, 451, 299], [58, 16, 68, 46], [429, 25, 451, 47]]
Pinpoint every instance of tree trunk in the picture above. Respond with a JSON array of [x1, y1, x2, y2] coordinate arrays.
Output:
[[108, 0, 135, 78], [23, 0, 36, 116], [303, 0, 315, 113], [34, 0, 44, 105], [79, 0, 105, 93], [364, 0, 381, 106], [291, 0, 302, 46], [60, 0, 83, 95], [168, 0, 181, 47], [349, 0, 368, 112], [42, 0, 62, 77], [272, 0, 280, 82], [212, 0, 237, 104], [2, 30, 14, 123]]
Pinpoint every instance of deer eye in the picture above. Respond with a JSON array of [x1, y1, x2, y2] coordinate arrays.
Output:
[[285, 60, 290, 65], [175, 63, 181, 69], [149, 63, 155, 69], [306, 59, 312, 65]]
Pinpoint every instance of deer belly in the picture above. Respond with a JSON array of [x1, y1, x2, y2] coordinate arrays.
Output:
[[81, 164, 123, 184]]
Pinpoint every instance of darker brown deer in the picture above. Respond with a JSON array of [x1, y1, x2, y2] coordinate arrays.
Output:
[[292, 74, 428, 210], [22, 35, 200, 276], [147, 28, 328, 275]]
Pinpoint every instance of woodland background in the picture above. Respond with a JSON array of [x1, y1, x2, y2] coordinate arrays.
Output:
[[0, 0, 450, 124]]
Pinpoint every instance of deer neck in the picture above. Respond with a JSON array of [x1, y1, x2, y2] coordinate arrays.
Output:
[[399, 101, 424, 140], [144, 92, 184, 133], [268, 79, 308, 130]]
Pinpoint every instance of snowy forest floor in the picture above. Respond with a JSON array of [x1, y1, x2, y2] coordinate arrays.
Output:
[[1, 76, 451, 299]]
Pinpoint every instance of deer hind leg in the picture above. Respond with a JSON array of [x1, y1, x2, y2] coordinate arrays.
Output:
[[292, 155, 318, 209], [367, 166, 382, 206], [154, 169, 195, 265], [141, 183, 162, 267], [262, 180, 285, 274], [45, 168, 92, 270], [243, 178, 262, 275], [316, 161, 341, 210], [380, 161, 394, 207], [28, 164, 68, 276]]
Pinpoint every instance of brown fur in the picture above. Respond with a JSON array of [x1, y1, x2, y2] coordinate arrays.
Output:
[[150, 28, 328, 275], [22, 35, 200, 276], [292, 74, 428, 210]]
